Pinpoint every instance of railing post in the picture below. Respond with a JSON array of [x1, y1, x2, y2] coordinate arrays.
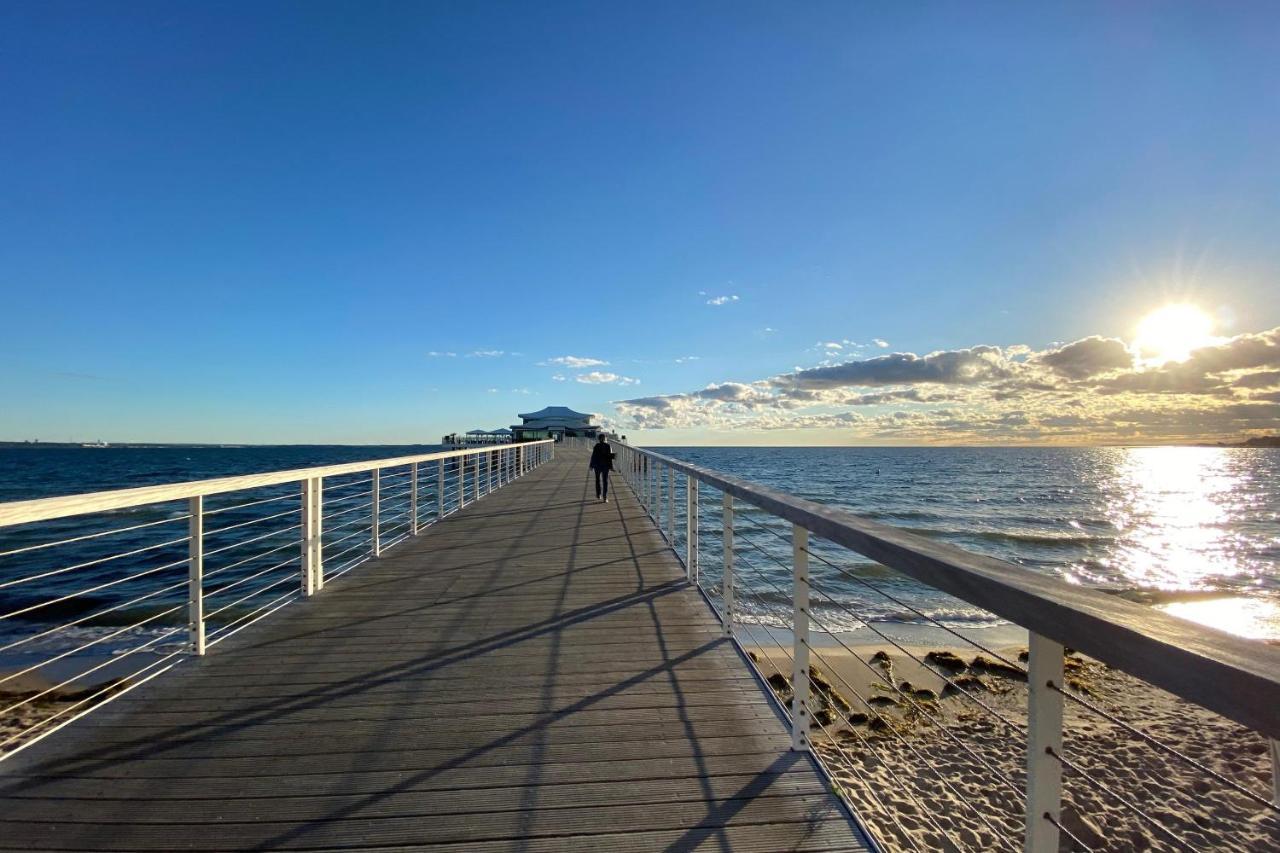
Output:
[[302, 479, 316, 596], [312, 477, 324, 591], [649, 459, 655, 515], [666, 465, 675, 544], [188, 495, 205, 656], [1026, 631, 1065, 852], [644, 458, 649, 509], [722, 493, 734, 637], [791, 524, 810, 750], [686, 476, 698, 582], [438, 458, 445, 517], [473, 454, 480, 502], [459, 455, 466, 507], [371, 468, 381, 557], [410, 464, 419, 535], [301, 476, 324, 594]]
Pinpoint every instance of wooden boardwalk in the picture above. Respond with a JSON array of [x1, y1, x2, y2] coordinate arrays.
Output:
[[0, 448, 868, 851]]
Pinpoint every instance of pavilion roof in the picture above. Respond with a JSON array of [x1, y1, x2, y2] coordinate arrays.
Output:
[[517, 405, 593, 421]]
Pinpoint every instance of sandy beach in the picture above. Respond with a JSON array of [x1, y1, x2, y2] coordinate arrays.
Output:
[[0, 671, 127, 757], [748, 642, 1280, 852]]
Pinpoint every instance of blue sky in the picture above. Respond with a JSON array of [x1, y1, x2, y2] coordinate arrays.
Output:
[[2, 2, 1277, 444]]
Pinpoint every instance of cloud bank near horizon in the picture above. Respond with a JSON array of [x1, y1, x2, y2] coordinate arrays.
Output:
[[612, 327, 1280, 443]]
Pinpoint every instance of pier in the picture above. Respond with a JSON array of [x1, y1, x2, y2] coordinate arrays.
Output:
[[0, 444, 870, 851], [1, 437, 1278, 850]]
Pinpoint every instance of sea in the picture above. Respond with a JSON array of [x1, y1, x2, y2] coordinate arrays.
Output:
[[1, 444, 1277, 677]]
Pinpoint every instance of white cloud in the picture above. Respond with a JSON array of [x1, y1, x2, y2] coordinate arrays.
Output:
[[873, 339, 890, 348], [706, 294, 739, 306], [577, 371, 640, 386], [468, 350, 505, 358], [544, 355, 609, 368], [610, 326, 1280, 443], [551, 374, 567, 382], [674, 356, 701, 364], [427, 351, 457, 358]]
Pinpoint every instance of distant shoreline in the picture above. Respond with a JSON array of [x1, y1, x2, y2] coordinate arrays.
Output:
[[0, 441, 444, 449], [2, 437, 1276, 450]]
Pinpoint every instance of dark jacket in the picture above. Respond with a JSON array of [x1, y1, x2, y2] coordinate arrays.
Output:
[[589, 442, 615, 471]]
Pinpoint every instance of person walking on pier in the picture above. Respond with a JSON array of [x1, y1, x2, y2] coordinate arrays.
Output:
[[589, 434, 615, 502]]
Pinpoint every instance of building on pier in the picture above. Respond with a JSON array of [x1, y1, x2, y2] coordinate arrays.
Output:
[[511, 405, 601, 441]]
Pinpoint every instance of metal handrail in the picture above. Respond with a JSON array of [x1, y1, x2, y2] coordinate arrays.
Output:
[[0, 439, 555, 760], [612, 439, 1280, 852], [617, 441, 1280, 738], [0, 441, 555, 528]]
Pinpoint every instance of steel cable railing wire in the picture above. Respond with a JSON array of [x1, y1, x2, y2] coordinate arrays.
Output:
[[1048, 681, 1280, 816], [796, 528, 1280, 829], [319, 488, 375, 509], [729, 550, 959, 852], [204, 491, 296, 516], [725, 510, 1019, 665], [0, 573, 190, 655], [326, 552, 372, 582], [778, 535, 1029, 735], [730, 508, 1230, 851], [323, 474, 372, 492], [324, 501, 374, 524], [0, 555, 189, 622], [0, 513, 189, 560], [0, 443, 556, 750], [697, 494, 1105, 853], [727, 539, 1021, 849], [205, 567, 299, 622], [334, 527, 375, 553], [206, 588, 299, 647], [803, 535, 1029, 674], [1048, 746, 1193, 851], [0, 614, 187, 718], [0, 642, 185, 753], [204, 537, 297, 580], [800, 578, 1030, 772], [203, 506, 298, 538], [734, 595, 913, 853], [0, 600, 185, 693], [202, 523, 301, 559], [203, 555, 301, 612], [0, 532, 191, 592], [323, 523, 371, 548]]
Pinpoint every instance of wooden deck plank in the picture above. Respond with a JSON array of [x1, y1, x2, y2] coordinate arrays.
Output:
[[0, 447, 868, 851]]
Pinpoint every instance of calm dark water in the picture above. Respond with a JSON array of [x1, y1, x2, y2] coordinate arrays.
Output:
[[0, 445, 1277, 656], [0, 445, 442, 504], [0, 445, 444, 663]]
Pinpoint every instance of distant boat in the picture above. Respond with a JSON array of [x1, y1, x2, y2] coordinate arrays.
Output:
[[81, 440, 109, 448]]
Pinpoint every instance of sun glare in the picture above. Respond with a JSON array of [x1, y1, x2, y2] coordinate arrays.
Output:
[[1133, 304, 1216, 364]]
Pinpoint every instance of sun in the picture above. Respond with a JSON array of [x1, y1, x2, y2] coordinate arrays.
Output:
[[1133, 304, 1217, 364]]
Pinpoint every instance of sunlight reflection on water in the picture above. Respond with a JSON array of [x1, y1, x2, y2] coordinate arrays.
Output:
[[1092, 446, 1277, 638], [673, 444, 1280, 641]]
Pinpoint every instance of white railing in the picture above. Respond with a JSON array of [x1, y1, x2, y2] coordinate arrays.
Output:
[[0, 440, 554, 758], [614, 441, 1280, 853]]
